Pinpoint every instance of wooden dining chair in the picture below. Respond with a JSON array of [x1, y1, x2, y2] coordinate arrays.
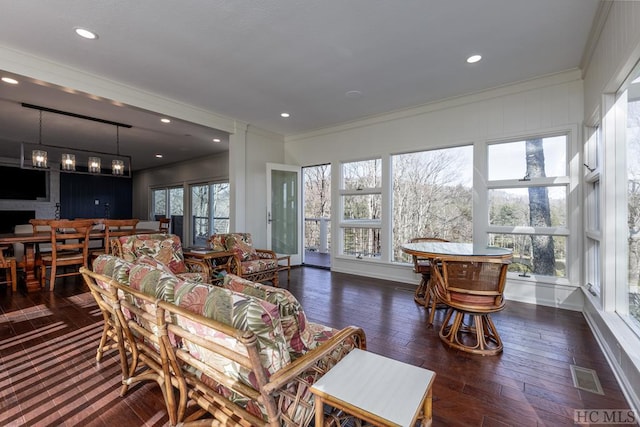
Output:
[[29, 218, 53, 258], [431, 255, 511, 355], [92, 218, 139, 258], [158, 217, 170, 233], [38, 219, 95, 292], [409, 237, 449, 325], [0, 245, 17, 293]]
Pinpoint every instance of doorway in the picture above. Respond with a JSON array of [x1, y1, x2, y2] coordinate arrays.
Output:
[[303, 164, 331, 269]]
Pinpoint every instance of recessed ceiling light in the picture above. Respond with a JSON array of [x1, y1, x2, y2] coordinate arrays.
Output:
[[466, 54, 482, 64], [74, 27, 98, 40], [160, 118, 171, 123], [345, 90, 362, 98], [1, 77, 18, 84], [280, 112, 291, 118], [155, 154, 163, 158], [213, 138, 221, 142]]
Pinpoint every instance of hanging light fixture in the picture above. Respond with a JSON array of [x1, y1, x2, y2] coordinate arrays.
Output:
[[20, 103, 132, 177], [61, 153, 76, 171], [88, 156, 101, 173], [31, 110, 48, 168], [111, 126, 124, 176]]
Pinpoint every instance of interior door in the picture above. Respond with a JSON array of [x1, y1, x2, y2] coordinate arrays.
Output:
[[267, 163, 301, 265]]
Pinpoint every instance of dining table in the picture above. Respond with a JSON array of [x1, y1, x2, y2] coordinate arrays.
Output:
[[0, 227, 158, 292], [401, 241, 513, 318], [401, 241, 513, 261]]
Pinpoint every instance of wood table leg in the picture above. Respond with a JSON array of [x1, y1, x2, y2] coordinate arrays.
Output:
[[22, 243, 42, 292], [421, 383, 433, 427], [314, 395, 325, 427]]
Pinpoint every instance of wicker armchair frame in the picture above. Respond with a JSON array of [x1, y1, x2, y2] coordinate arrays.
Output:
[[80, 266, 367, 426], [208, 233, 280, 287]]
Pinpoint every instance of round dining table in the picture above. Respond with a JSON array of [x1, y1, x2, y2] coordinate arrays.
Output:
[[401, 241, 513, 322], [401, 241, 513, 260]]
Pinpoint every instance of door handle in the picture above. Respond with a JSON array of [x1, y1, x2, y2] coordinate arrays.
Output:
[[267, 211, 272, 224]]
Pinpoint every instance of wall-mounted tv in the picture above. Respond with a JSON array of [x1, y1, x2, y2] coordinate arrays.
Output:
[[0, 165, 48, 200]]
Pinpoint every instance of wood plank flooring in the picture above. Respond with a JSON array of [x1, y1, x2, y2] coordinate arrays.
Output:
[[0, 267, 633, 426]]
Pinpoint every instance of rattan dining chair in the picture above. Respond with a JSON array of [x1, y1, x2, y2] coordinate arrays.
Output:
[[38, 219, 95, 292], [0, 245, 17, 292], [431, 255, 511, 355], [409, 237, 449, 325]]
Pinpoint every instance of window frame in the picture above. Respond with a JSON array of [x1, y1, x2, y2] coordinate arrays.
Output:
[[338, 158, 383, 259], [482, 131, 575, 285], [583, 116, 603, 302]]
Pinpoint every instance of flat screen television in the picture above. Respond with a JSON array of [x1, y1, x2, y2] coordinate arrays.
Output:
[[0, 165, 48, 200]]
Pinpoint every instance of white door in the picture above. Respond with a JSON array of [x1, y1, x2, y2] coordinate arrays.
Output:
[[266, 163, 301, 265]]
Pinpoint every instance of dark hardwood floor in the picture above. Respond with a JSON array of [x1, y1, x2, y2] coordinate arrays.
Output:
[[0, 267, 634, 426]]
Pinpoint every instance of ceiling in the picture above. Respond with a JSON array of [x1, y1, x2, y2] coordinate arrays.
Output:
[[0, 0, 601, 171]]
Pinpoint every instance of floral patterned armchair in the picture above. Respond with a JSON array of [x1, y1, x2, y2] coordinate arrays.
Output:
[[112, 233, 211, 282], [209, 232, 280, 286]]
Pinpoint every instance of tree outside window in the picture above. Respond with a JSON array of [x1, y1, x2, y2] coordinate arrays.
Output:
[[487, 136, 568, 277]]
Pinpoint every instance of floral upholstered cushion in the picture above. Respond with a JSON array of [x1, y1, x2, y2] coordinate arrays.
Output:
[[128, 262, 183, 303], [210, 233, 258, 262], [222, 274, 337, 358], [119, 233, 188, 275], [240, 258, 279, 275], [135, 254, 206, 282], [92, 254, 135, 287], [173, 280, 290, 421]]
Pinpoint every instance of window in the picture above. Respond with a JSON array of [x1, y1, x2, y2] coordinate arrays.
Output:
[[584, 122, 602, 298], [487, 136, 569, 278], [625, 65, 640, 327], [151, 186, 184, 235], [191, 182, 229, 246], [340, 159, 381, 258], [391, 146, 473, 262]]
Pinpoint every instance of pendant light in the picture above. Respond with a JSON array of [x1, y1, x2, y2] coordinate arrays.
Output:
[[112, 126, 124, 175], [31, 110, 48, 168]]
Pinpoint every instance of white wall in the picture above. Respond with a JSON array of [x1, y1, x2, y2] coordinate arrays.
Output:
[[581, 0, 640, 414], [285, 69, 584, 308], [241, 126, 286, 248]]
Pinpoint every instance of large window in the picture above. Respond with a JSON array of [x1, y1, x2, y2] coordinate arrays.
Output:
[[151, 187, 184, 224], [392, 146, 473, 262], [487, 135, 569, 278], [584, 122, 602, 298], [625, 65, 640, 327], [340, 159, 381, 258], [191, 182, 229, 246]]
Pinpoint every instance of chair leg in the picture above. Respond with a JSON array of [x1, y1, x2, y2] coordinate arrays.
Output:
[[48, 265, 56, 292], [426, 280, 439, 325], [414, 273, 429, 305], [96, 320, 111, 362], [39, 264, 46, 289], [480, 314, 503, 354], [439, 309, 503, 355], [11, 262, 17, 292]]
